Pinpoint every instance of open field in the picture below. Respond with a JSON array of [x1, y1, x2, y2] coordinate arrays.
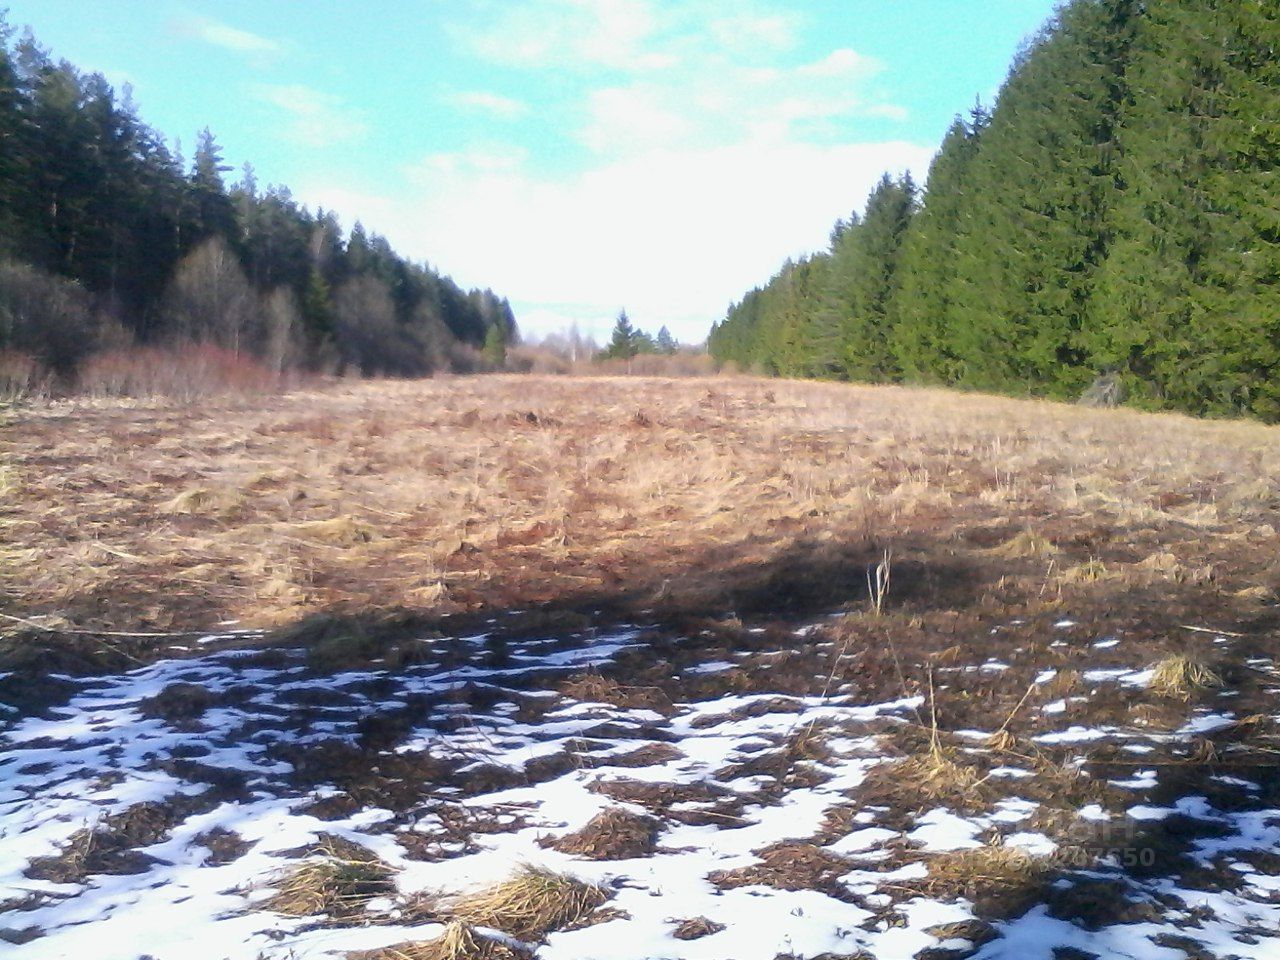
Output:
[[2, 376, 1280, 958]]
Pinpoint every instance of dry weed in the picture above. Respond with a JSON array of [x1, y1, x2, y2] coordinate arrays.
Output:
[[1149, 656, 1224, 701], [671, 917, 726, 940], [545, 808, 661, 860], [919, 843, 1054, 897], [449, 865, 608, 939], [352, 922, 526, 960], [263, 837, 401, 922]]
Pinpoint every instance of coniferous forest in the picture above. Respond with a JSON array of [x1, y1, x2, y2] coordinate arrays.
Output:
[[709, 0, 1280, 421], [0, 15, 515, 385]]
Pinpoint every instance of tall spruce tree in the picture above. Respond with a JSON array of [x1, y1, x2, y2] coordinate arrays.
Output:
[[813, 173, 917, 382], [1090, 0, 1280, 418], [891, 106, 988, 383], [940, 0, 1139, 396]]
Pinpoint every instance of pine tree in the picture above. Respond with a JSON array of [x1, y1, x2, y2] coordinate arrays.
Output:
[[1090, 0, 1280, 418], [0, 15, 27, 257], [483, 321, 508, 368], [190, 127, 237, 244]]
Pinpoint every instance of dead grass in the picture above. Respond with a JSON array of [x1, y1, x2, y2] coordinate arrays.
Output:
[[708, 842, 855, 899], [352, 922, 527, 960], [671, 916, 726, 940], [904, 842, 1060, 917], [263, 837, 403, 922], [4, 375, 1277, 652], [863, 744, 983, 810], [1149, 656, 1225, 701], [544, 807, 662, 860], [448, 865, 608, 940]]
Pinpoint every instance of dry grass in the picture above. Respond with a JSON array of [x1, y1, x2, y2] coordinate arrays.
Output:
[[1149, 656, 1225, 701], [869, 744, 983, 807], [448, 865, 608, 940], [263, 837, 401, 922], [2, 375, 1278, 650], [353, 922, 526, 960], [671, 916, 726, 940], [924, 844, 1051, 887], [911, 842, 1059, 915], [545, 807, 662, 860]]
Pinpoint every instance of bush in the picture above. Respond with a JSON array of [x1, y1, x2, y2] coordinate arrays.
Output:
[[506, 344, 572, 374], [591, 351, 716, 377], [0, 350, 52, 402], [77, 344, 287, 401], [0, 260, 100, 372]]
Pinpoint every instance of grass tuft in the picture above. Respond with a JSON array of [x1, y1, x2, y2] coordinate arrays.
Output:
[[922, 843, 1053, 895], [546, 807, 661, 860], [353, 922, 526, 960], [893, 745, 981, 800], [987, 530, 1056, 559], [671, 916, 726, 941], [263, 837, 399, 921], [1149, 655, 1224, 701], [449, 865, 608, 940], [986, 728, 1018, 752]]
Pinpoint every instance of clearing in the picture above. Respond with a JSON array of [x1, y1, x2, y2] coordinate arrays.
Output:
[[2, 376, 1278, 959]]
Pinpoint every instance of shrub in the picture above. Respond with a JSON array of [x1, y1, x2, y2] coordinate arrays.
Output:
[[0, 350, 52, 402], [77, 343, 286, 401], [591, 351, 716, 377], [0, 260, 100, 372]]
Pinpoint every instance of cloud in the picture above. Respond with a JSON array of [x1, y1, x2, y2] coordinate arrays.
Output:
[[256, 84, 368, 148], [578, 46, 894, 156], [454, 1, 905, 157], [309, 0, 924, 342], [452, 0, 671, 72], [300, 137, 935, 344], [706, 10, 800, 55], [446, 91, 530, 120], [174, 14, 279, 56]]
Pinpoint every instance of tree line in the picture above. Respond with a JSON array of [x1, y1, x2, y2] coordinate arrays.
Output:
[[709, 0, 1280, 421], [0, 14, 515, 382]]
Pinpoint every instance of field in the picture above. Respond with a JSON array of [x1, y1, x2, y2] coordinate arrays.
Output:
[[2, 376, 1279, 959]]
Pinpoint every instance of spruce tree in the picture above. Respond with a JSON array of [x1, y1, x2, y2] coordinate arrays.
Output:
[[812, 173, 916, 382], [604, 310, 639, 360], [891, 108, 988, 384], [941, 0, 1139, 396]]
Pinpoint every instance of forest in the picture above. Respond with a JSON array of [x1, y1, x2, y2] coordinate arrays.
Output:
[[0, 14, 516, 389], [709, 0, 1280, 421]]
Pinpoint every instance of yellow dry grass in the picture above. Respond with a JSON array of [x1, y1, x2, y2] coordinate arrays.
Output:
[[1149, 655, 1225, 701], [921, 843, 1054, 893], [263, 838, 399, 921], [354, 922, 524, 960], [3, 375, 1278, 635], [448, 865, 608, 940]]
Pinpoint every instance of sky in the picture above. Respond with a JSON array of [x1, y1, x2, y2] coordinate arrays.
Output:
[[4, 1, 1061, 344]]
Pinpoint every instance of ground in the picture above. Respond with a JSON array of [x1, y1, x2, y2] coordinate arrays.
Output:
[[1, 376, 1278, 959]]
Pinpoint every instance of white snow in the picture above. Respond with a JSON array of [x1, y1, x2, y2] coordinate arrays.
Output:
[[2, 616, 1277, 960]]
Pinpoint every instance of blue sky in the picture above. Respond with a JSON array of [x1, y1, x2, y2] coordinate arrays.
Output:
[[5, 1, 1060, 343]]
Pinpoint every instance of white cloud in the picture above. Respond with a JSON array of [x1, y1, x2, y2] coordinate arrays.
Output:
[[446, 91, 530, 120], [256, 84, 368, 148], [299, 138, 935, 344], [175, 14, 279, 56], [455, 0, 669, 72], [299, 0, 925, 343], [707, 10, 800, 55], [577, 46, 896, 157]]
